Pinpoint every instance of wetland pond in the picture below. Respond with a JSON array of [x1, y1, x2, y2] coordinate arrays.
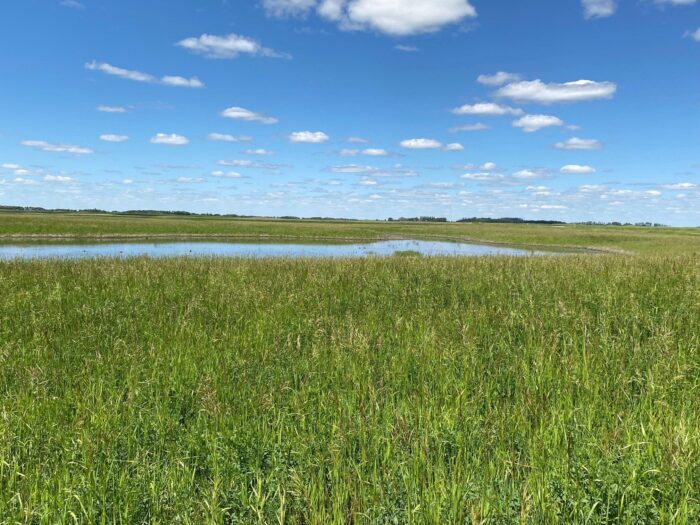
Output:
[[0, 239, 552, 260]]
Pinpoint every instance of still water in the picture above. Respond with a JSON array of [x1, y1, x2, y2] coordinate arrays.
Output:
[[0, 239, 547, 260]]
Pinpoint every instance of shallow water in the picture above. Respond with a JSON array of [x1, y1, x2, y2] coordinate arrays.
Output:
[[0, 240, 547, 260]]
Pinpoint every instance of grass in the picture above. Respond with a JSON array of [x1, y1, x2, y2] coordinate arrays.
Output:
[[1, 212, 700, 254], [1, 254, 699, 523]]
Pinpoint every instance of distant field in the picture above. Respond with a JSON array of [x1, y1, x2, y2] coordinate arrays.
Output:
[[1, 254, 699, 523], [1, 212, 700, 254]]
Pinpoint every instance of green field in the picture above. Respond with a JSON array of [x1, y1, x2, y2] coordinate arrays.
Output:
[[1, 216, 700, 523], [2, 212, 700, 254]]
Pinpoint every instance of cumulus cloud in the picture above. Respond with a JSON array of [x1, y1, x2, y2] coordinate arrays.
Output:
[[150, 133, 189, 146], [21, 140, 93, 155], [221, 107, 278, 124], [512, 114, 564, 132], [86, 61, 204, 88], [289, 131, 330, 143], [1, 163, 21, 170], [97, 105, 127, 113], [444, 143, 464, 151], [561, 164, 596, 174], [263, 0, 477, 36], [400, 138, 443, 149], [477, 71, 521, 86], [395, 44, 419, 52], [554, 137, 602, 150], [176, 33, 290, 59], [451, 102, 523, 116], [582, 0, 616, 18], [496, 79, 617, 104], [207, 133, 252, 142], [347, 136, 369, 143], [99, 134, 129, 142]]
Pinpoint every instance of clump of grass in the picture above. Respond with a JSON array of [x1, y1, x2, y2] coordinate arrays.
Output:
[[392, 250, 423, 257], [0, 254, 699, 523]]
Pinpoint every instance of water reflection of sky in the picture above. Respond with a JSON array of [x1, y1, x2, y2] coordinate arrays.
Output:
[[0, 240, 547, 260]]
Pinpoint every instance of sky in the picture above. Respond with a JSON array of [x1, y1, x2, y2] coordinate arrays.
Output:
[[0, 0, 699, 224]]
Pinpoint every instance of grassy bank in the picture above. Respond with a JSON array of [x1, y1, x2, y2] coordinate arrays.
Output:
[[1, 212, 700, 254], [1, 255, 699, 523]]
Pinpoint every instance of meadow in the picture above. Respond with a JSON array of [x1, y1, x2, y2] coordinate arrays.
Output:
[[2, 212, 700, 254], [1, 215, 699, 523]]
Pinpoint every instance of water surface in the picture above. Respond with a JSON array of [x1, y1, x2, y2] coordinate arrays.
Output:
[[0, 239, 546, 260]]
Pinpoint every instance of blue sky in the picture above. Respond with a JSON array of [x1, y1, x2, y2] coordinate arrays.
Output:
[[1, 0, 699, 224]]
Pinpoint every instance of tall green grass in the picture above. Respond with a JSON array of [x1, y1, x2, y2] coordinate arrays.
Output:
[[1, 255, 699, 523]]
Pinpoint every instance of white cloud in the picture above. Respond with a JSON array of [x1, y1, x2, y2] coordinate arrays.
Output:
[[1, 163, 21, 170], [481, 162, 497, 170], [444, 143, 464, 151], [86, 61, 204, 88], [343, 148, 390, 156], [645, 190, 662, 196], [207, 133, 252, 142], [582, 0, 616, 18], [512, 114, 564, 132], [347, 136, 369, 143], [330, 164, 375, 173], [100, 134, 129, 142], [122, 179, 133, 184], [363, 148, 389, 156], [561, 164, 596, 174], [150, 133, 189, 146], [344, 0, 477, 35], [449, 123, 489, 132], [513, 169, 544, 179], [477, 71, 521, 86], [451, 102, 522, 116], [460, 172, 503, 181], [400, 138, 443, 149], [97, 105, 126, 113], [221, 106, 278, 124], [395, 44, 419, 52], [663, 182, 696, 190], [177, 33, 290, 59], [496, 79, 617, 104], [289, 131, 330, 143], [555, 137, 602, 150], [21, 140, 93, 155], [245, 148, 273, 155], [264, 0, 477, 36], [210, 170, 243, 178], [13, 178, 39, 186], [685, 27, 700, 41], [161, 76, 205, 88], [44, 175, 74, 182]]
